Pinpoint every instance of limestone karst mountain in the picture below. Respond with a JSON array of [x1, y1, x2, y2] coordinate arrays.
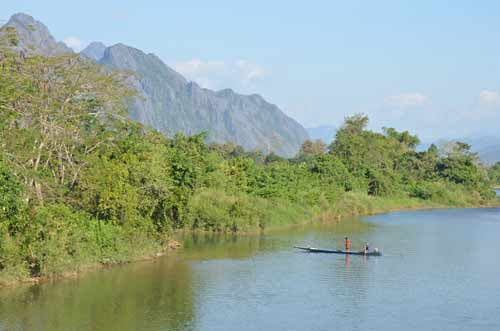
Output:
[[95, 43, 308, 156], [2, 13, 73, 55], [80, 41, 106, 61], [2, 13, 309, 157]]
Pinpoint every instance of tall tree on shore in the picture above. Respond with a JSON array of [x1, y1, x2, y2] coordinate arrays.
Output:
[[0, 28, 133, 204]]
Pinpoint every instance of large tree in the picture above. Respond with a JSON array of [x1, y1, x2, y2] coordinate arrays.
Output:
[[0, 29, 132, 205]]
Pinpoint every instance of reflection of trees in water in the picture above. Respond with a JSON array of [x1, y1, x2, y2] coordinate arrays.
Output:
[[180, 232, 269, 261], [289, 216, 375, 249], [0, 258, 196, 331], [179, 216, 375, 260], [0, 218, 376, 331]]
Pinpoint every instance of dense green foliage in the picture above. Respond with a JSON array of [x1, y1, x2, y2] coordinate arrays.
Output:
[[0, 32, 496, 284]]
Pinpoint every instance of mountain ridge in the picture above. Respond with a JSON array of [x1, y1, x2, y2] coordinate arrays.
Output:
[[81, 41, 106, 61], [2, 13, 308, 157], [96, 42, 308, 156], [2, 13, 73, 55]]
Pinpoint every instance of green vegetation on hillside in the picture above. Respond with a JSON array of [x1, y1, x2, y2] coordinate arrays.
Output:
[[0, 30, 496, 285]]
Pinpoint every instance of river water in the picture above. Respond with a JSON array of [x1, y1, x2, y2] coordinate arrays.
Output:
[[1, 207, 500, 331]]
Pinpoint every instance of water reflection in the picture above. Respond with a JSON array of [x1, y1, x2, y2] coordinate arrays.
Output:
[[179, 232, 269, 261], [179, 216, 373, 260], [0, 257, 196, 331], [2, 211, 499, 331], [344, 254, 351, 267], [0, 217, 372, 331]]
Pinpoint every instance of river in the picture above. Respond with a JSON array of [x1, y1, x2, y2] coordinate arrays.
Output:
[[1, 207, 500, 331]]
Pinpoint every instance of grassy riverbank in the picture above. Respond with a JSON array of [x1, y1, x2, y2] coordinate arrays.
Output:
[[2, 192, 498, 287], [184, 181, 499, 234]]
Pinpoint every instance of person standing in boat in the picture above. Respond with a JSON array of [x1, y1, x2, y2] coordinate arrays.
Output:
[[364, 242, 369, 255], [344, 237, 351, 251]]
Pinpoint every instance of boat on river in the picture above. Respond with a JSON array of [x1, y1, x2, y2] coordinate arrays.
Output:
[[294, 246, 382, 256]]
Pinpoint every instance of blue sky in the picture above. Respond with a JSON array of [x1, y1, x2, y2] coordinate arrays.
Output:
[[3, 0, 500, 140]]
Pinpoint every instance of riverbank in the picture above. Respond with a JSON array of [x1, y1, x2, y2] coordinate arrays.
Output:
[[262, 193, 500, 234], [0, 239, 182, 288], [2, 193, 498, 288]]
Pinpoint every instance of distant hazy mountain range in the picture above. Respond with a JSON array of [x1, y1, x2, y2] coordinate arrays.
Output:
[[477, 147, 500, 165], [2, 13, 308, 157], [460, 137, 500, 165], [307, 122, 500, 165], [306, 125, 337, 144], [419, 136, 500, 165]]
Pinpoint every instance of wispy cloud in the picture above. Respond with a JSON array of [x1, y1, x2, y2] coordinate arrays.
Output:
[[64, 36, 85, 52], [236, 60, 266, 81], [173, 59, 267, 91], [478, 90, 500, 106], [174, 59, 225, 77], [384, 92, 428, 108]]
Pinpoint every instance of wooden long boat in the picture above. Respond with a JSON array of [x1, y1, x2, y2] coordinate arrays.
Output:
[[294, 246, 382, 256]]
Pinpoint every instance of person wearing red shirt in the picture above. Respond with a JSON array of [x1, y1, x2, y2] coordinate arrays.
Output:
[[344, 237, 351, 251]]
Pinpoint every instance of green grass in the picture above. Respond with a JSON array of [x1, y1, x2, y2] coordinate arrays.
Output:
[[185, 189, 313, 232], [184, 187, 495, 234]]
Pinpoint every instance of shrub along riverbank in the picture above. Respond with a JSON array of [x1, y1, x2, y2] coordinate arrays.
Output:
[[0, 29, 498, 286]]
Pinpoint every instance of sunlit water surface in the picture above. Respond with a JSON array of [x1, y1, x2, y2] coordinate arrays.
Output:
[[1, 207, 500, 331]]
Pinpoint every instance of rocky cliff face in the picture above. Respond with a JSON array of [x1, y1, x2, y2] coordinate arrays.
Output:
[[3, 13, 309, 157], [2, 13, 73, 55], [97, 44, 308, 156]]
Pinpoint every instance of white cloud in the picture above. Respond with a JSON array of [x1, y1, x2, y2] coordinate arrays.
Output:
[[236, 60, 266, 80], [174, 59, 226, 77], [64, 36, 85, 52], [384, 92, 428, 108], [479, 90, 500, 106], [173, 59, 267, 91]]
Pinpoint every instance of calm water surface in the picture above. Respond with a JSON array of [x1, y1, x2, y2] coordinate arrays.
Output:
[[1, 207, 500, 331]]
